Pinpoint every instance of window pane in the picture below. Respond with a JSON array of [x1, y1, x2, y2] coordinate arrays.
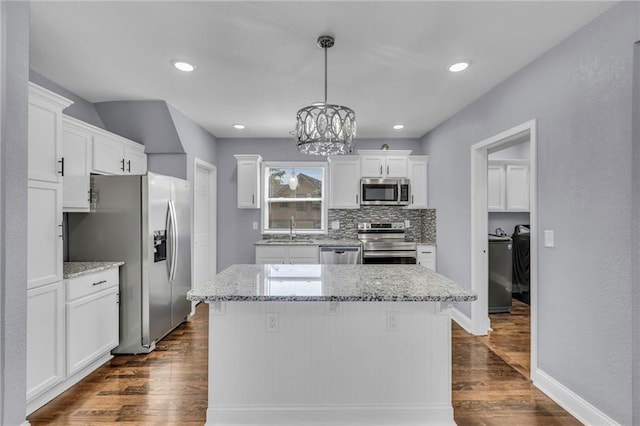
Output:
[[268, 167, 323, 199], [268, 201, 322, 230]]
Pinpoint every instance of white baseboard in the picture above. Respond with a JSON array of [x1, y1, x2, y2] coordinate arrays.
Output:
[[206, 405, 455, 426], [534, 369, 619, 426], [21, 422, 31, 426], [450, 306, 474, 334]]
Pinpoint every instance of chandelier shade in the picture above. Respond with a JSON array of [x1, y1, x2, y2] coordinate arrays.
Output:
[[295, 35, 356, 156]]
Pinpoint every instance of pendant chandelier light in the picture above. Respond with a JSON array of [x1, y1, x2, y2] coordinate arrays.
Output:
[[295, 35, 356, 156]]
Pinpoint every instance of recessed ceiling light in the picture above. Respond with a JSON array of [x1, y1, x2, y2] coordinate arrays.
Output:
[[232, 124, 245, 130], [448, 62, 470, 73], [172, 59, 195, 72], [393, 124, 405, 130]]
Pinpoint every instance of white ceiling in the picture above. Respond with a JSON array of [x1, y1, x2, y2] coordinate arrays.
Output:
[[29, 1, 614, 139]]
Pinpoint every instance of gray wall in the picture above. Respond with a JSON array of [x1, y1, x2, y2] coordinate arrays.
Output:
[[421, 3, 638, 423], [0, 2, 29, 424], [632, 41, 640, 425], [216, 138, 422, 271], [29, 70, 105, 129]]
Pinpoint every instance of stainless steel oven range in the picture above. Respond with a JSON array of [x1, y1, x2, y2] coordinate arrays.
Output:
[[357, 222, 417, 264]]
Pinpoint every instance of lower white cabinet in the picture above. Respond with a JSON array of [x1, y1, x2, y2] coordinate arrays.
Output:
[[26, 281, 65, 401], [256, 245, 319, 264], [26, 267, 120, 415], [66, 269, 119, 375], [417, 245, 436, 271]]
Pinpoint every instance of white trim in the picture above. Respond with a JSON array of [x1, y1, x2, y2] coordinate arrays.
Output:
[[205, 405, 455, 426], [193, 158, 217, 315], [534, 369, 619, 426], [469, 119, 538, 377], [20, 422, 31, 426], [450, 306, 474, 334]]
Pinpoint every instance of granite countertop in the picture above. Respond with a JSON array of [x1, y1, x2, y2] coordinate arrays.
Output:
[[64, 261, 125, 279], [187, 264, 476, 303], [255, 238, 362, 247]]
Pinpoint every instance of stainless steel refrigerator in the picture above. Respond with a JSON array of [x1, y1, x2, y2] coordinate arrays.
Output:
[[68, 172, 191, 354]]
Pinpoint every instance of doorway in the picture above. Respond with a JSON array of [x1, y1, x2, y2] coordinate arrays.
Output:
[[192, 159, 217, 313], [469, 119, 538, 379]]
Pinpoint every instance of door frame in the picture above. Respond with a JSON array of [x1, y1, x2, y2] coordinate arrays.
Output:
[[469, 119, 538, 379], [192, 158, 217, 313]]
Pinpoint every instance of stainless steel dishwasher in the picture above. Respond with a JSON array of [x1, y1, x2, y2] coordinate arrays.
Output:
[[319, 246, 362, 264]]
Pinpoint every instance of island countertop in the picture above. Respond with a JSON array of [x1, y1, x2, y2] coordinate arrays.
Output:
[[187, 264, 476, 303]]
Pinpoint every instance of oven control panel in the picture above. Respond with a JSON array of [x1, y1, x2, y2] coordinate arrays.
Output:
[[358, 222, 405, 230]]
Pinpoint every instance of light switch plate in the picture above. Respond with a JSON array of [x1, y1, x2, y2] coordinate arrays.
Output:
[[252, 221, 258, 230], [544, 230, 555, 248]]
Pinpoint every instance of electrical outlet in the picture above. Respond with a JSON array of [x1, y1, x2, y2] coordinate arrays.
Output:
[[331, 220, 340, 230], [326, 301, 340, 315], [404, 220, 410, 228], [252, 221, 258, 230], [386, 311, 400, 331], [266, 313, 279, 332]]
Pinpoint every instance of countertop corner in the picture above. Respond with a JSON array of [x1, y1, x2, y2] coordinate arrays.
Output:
[[64, 261, 125, 279]]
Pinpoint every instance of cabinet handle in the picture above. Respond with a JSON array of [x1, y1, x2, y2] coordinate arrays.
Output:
[[88, 188, 92, 203], [58, 157, 64, 176], [356, 194, 358, 203], [252, 194, 255, 204], [420, 251, 432, 254], [92, 280, 107, 286], [387, 165, 389, 175], [120, 158, 125, 172], [127, 160, 131, 173], [380, 165, 383, 175], [412, 195, 414, 204]]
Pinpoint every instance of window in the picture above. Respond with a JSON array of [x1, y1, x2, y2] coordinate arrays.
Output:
[[262, 162, 327, 234]]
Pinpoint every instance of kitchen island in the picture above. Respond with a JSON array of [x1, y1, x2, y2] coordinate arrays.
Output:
[[188, 264, 476, 426]]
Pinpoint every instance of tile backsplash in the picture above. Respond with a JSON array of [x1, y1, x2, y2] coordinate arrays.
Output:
[[328, 207, 436, 244]]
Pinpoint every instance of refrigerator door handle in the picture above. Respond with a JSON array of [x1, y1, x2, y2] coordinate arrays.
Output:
[[165, 202, 173, 280], [169, 200, 178, 282]]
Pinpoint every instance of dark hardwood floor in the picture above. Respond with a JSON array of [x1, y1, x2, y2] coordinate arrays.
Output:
[[29, 300, 580, 425]]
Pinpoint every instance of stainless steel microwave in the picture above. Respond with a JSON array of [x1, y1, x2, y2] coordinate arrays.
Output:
[[360, 178, 410, 206]]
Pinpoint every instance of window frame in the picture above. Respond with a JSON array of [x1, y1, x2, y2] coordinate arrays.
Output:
[[261, 161, 328, 235]]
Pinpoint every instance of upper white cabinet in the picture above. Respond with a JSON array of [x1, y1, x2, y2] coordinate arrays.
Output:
[[407, 156, 429, 209], [28, 84, 73, 183], [488, 160, 530, 212], [92, 132, 147, 176], [328, 156, 361, 208], [358, 150, 411, 178], [62, 116, 93, 212], [235, 154, 262, 208]]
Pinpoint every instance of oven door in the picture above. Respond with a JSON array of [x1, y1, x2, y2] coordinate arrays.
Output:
[[360, 179, 399, 205], [362, 250, 417, 264]]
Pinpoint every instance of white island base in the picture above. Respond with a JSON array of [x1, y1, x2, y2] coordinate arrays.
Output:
[[205, 301, 454, 426]]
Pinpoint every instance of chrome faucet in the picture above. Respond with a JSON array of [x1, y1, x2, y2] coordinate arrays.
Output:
[[289, 216, 296, 240]]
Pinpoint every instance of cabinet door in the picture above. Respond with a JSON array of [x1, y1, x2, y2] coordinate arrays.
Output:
[[360, 155, 384, 177], [93, 135, 125, 175], [28, 96, 63, 183], [62, 124, 92, 212], [125, 148, 147, 174], [236, 158, 260, 208], [385, 156, 408, 178], [329, 157, 361, 208], [67, 287, 119, 375], [408, 157, 428, 208], [506, 164, 530, 211], [487, 165, 506, 211], [28, 181, 62, 289], [417, 245, 436, 271], [287, 246, 319, 264], [27, 282, 65, 401], [256, 246, 287, 263]]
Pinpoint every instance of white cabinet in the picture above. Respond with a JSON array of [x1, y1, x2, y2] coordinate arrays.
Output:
[[417, 245, 437, 271], [358, 150, 411, 178], [28, 84, 72, 183], [26, 281, 65, 401], [256, 245, 319, 264], [62, 116, 93, 212], [92, 133, 147, 175], [407, 156, 429, 208], [66, 269, 119, 375], [328, 156, 361, 208], [235, 154, 262, 208], [488, 160, 530, 212], [28, 181, 63, 289]]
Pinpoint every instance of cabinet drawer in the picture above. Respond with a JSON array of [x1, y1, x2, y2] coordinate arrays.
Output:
[[417, 245, 436, 258], [66, 268, 118, 301]]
